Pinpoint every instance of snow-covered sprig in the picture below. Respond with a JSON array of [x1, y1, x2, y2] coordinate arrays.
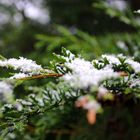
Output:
[[61, 57, 119, 89], [0, 55, 61, 80], [50, 47, 76, 74], [126, 59, 140, 73], [0, 57, 43, 73], [57, 50, 140, 104], [93, 54, 140, 73], [53, 47, 75, 63], [0, 48, 140, 132]]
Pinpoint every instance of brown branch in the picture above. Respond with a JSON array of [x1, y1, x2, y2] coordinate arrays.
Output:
[[18, 73, 63, 80]]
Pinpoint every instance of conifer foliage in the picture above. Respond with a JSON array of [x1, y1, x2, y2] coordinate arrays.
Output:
[[0, 48, 140, 139]]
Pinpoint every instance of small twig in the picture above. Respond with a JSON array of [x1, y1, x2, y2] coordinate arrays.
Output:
[[17, 73, 63, 80]]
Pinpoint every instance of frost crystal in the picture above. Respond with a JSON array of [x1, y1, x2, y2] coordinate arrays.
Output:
[[0, 57, 42, 73], [126, 59, 140, 73], [62, 58, 119, 89], [101, 54, 120, 65], [101, 54, 140, 73]]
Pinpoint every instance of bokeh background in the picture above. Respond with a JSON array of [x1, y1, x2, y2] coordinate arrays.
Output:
[[0, 0, 140, 62], [1, 0, 140, 140]]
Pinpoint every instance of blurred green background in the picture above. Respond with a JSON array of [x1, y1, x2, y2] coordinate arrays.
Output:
[[1, 0, 140, 140], [0, 0, 140, 63]]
